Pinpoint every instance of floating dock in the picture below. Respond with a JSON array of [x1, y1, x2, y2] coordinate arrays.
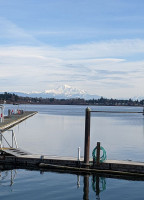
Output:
[[0, 111, 37, 132], [0, 148, 144, 178]]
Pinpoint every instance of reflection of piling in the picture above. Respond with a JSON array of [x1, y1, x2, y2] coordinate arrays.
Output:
[[83, 175, 89, 200], [84, 108, 91, 166], [96, 176, 100, 196], [92, 175, 101, 199], [77, 175, 80, 188]]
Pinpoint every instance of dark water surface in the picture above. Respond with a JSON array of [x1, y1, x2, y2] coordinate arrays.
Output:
[[1, 104, 144, 199]]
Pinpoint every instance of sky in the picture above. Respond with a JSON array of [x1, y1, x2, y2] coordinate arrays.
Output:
[[0, 0, 144, 99]]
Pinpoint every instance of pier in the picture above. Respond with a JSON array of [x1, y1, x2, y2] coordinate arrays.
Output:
[[0, 111, 37, 132], [0, 110, 37, 150]]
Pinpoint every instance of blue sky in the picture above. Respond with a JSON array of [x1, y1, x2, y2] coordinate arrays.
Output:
[[0, 0, 144, 98]]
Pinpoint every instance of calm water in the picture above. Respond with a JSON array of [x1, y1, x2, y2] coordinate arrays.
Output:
[[1, 104, 144, 199]]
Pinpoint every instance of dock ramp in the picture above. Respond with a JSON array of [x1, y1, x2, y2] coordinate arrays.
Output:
[[0, 148, 32, 157]]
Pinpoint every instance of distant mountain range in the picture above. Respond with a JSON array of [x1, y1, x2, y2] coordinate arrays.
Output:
[[132, 96, 144, 101], [1, 85, 143, 100], [5, 85, 101, 100]]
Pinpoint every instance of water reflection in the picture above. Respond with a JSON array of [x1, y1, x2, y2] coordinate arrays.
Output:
[[83, 175, 106, 200], [92, 176, 106, 200], [0, 166, 107, 199], [0, 165, 106, 200], [0, 169, 17, 187], [1, 167, 144, 200], [77, 175, 80, 188], [83, 175, 89, 200]]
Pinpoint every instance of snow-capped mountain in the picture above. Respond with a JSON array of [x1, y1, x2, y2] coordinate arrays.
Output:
[[132, 96, 144, 101], [44, 85, 97, 99], [9, 85, 101, 100]]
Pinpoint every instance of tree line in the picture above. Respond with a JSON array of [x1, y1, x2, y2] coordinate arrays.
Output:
[[0, 92, 144, 106]]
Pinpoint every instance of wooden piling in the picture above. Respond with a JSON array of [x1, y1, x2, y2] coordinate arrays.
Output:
[[96, 142, 100, 165], [84, 107, 91, 166]]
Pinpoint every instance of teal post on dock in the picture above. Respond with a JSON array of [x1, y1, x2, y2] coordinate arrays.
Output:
[[84, 107, 91, 166]]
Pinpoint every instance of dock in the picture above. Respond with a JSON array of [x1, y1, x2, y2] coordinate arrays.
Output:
[[0, 111, 37, 132], [0, 148, 144, 178]]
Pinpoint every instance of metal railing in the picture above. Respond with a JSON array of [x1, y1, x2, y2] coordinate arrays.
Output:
[[0, 130, 18, 149]]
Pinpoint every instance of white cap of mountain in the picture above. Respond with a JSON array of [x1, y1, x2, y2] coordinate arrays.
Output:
[[7, 85, 100, 99], [45, 85, 86, 97]]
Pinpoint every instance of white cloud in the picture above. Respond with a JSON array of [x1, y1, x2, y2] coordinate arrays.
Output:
[[0, 39, 144, 98], [63, 39, 144, 59]]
